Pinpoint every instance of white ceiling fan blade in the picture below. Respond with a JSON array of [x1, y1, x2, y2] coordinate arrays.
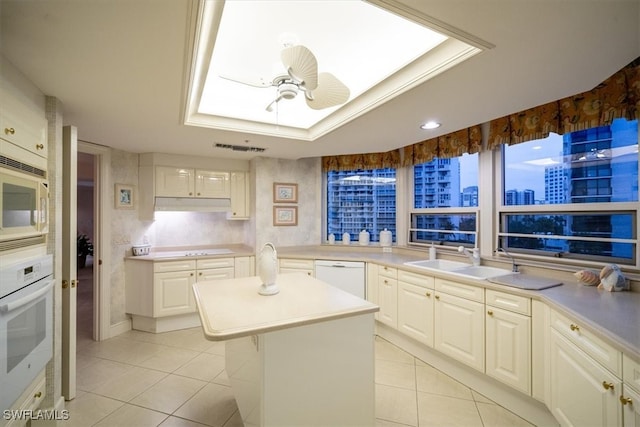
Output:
[[265, 94, 284, 112], [306, 73, 350, 110], [219, 73, 272, 88], [281, 45, 318, 91]]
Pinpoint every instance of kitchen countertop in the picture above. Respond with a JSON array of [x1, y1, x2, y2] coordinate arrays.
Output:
[[125, 244, 255, 261], [192, 273, 379, 341], [277, 245, 640, 362]]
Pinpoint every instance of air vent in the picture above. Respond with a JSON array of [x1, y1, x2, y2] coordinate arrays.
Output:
[[0, 235, 46, 252], [0, 155, 47, 178], [215, 143, 266, 153]]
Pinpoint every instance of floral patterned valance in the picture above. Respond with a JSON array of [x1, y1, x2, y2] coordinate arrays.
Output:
[[321, 149, 400, 172], [322, 56, 640, 172], [489, 56, 640, 148]]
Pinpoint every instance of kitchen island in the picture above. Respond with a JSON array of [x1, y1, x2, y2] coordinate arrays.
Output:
[[192, 272, 379, 427]]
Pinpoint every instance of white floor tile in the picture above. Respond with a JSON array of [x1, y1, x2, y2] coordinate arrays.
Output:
[[130, 374, 208, 414], [92, 403, 168, 427]]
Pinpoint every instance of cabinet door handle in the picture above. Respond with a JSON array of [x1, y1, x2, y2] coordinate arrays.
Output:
[[189, 192, 193, 196], [435, 295, 440, 300], [33, 391, 42, 399], [36, 143, 44, 150], [602, 381, 614, 391], [5, 127, 15, 135], [570, 323, 580, 332], [620, 396, 633, 406], [425, 292, 431, 297], [487, 310, 493, 316]]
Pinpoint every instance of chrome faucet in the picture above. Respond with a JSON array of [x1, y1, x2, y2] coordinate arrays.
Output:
[[458, 246, 480, 266], [497, 247, 519, 272]]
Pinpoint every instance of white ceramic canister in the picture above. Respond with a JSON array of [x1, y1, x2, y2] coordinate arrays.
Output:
[[328, 233, 335, 244], [359, 229, 370, 246], [342, 232, 351, 245], [379, 228, 392, 247]]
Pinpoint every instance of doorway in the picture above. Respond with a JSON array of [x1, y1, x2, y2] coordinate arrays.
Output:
[[76, 151, 96, 345]]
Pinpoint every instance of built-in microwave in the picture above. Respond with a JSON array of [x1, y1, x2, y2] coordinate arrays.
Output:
[[0, 161, 49, 252]]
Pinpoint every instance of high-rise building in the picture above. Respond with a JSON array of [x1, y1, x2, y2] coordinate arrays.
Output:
[[326, 168, 396, 241]]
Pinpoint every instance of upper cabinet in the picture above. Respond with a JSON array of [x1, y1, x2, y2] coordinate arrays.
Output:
[[0, 89, 48, 170], [155, 166, 230, 198], [227, 171, 250, 220]]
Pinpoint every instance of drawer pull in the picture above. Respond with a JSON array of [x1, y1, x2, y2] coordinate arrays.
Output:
[[487, 310, 494, 316], [36, 143, 44, 150], [620, 396, 633, 406], [5, 127, 15, 135], [34, 391, 42, 398], [435, 295, 440, 300], [602, 381, 614, 391], [425, 292, 431, 297], [570, 324, 580, 332]]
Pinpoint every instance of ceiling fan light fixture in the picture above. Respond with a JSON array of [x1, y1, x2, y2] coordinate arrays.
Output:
[[420, 121, 441, 130]]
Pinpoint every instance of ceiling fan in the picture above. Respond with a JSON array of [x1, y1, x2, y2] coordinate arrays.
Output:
[[220, 45, 350, 112]]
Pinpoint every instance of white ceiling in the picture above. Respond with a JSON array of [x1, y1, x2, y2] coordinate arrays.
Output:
[[1, 0, 639, 161]]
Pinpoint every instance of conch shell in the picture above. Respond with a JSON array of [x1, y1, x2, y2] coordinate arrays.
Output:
[[598, 264, 628, 292]]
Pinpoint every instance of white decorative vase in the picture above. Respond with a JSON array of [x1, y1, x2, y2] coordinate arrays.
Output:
[[258, 242, 279, 295]]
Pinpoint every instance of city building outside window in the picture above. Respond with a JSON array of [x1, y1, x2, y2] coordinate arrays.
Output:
[[409, 153, 479, 247], [500, 118, 638, 265], [326, 168, 396, 242]]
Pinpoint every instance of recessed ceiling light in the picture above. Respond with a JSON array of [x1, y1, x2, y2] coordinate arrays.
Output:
[[420, 121, 441, 130]]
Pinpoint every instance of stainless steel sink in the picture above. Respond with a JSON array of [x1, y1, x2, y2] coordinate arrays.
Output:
[[403, 259, 470, 271]]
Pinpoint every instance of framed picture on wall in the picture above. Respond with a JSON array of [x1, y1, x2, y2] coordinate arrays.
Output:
[[273, 206, 298, 226], [115, 184, 135, 209], [273, 182, 298, 203]]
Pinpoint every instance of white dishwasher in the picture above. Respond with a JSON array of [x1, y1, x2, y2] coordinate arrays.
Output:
[[314, 260, 366, 299]]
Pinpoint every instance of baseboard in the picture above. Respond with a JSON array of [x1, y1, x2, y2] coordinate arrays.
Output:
[[108, 318, 132, 338]]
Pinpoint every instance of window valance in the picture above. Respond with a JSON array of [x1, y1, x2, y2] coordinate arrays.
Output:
[[489, 56, 640, 148], [322, 56, 640, 172]]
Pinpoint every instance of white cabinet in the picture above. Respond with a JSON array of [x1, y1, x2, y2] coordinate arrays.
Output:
[[126, 256, 250, 332], [434, 278, 484, 372], [623, 355, 640, 427], [227, 171, 250, 220], [3, 370, 47, 427], [196, 257, 235, 281], [549, 310, 623, 427], [155, 166, 230, 198], [377, 265, 398, 329], [279, 258, 314, 276], [397, 269, 434, 347], [485, 290, 531, 394], [154, 267, 197, 317], [0, 89, 48, 170]]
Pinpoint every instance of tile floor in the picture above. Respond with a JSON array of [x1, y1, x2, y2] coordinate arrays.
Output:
[[71, 264, 536, 426]]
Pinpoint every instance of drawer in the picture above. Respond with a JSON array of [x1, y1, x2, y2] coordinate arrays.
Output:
[[197, 267, 235, 281], [435, 278, 484, 303], [398, 269, 434, 289], [154, 259, 197, 273], [378, 265, 397, 279], [486, 289, 531, 316], [197, 257, 235, 269], [280, 258, 315, 270], [623, 354, 640, 393], [550, 310, 622, 376]]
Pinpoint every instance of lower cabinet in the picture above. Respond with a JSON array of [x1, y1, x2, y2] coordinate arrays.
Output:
[[153, 268, 197, 317], [550, 329, 622, 426], [485, 290, 531, 395], [434, 289, 484, 372], [377, 265, 398, 329], [622, 384, 640, 427], [397, 270, 434, 347], [278, 258, 314, 276]]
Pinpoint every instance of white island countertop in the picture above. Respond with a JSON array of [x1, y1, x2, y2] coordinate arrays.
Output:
[[192, 273, 379, 341]]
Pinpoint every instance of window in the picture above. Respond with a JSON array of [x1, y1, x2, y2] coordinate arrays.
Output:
[[500, 118, 638, 264], [326, 168, 396, 242], [409, 153, 479, 247]]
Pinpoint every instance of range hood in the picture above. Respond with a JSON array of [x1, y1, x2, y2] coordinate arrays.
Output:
[[154, 197, 231, 212]]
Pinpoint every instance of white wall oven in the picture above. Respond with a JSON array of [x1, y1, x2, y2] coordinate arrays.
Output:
[[0, 254, 53, 411], [0, 158, 49, 252]]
